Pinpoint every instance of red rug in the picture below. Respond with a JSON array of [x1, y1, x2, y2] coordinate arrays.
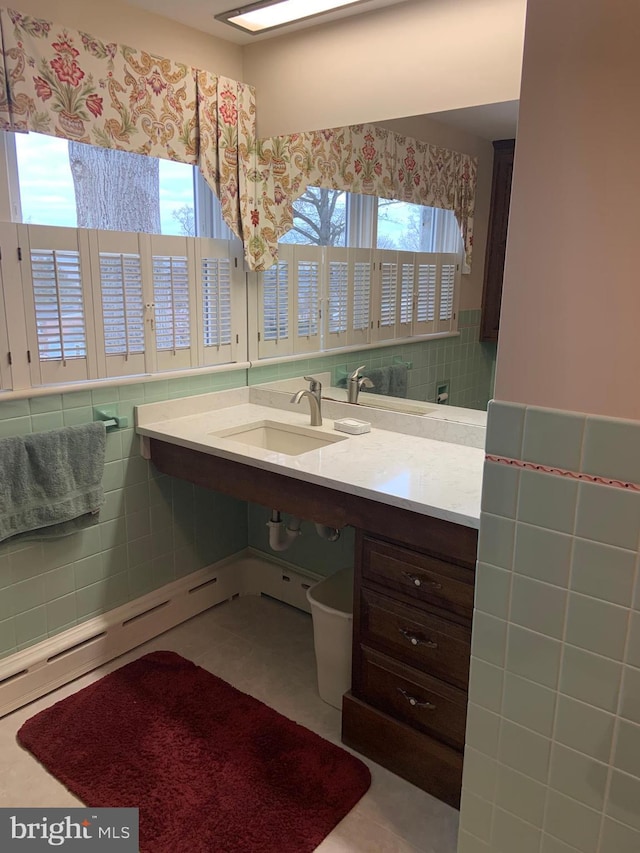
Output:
[[17, 650, 371, 852]]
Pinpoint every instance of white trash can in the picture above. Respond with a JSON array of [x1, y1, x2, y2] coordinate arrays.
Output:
[[306, 566, 353, 710]]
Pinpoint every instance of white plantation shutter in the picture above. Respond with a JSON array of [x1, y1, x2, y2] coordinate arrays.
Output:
[[19, 225, 96, 385], [351, 251, 372, 347], [293, 245, 321, 354], [147, 234, 197, 371], [202, 258, 231, 347], [372, 249, 459, 342], [326, 248, 349, 349], [413, 255, 438, 335], [373, 250, 404, 343], [88, 230, 147, 378], [328, 260, 348, 334], [101, 255, 144, 354], [324, 247, 373, 349], [195, 238, 244, 366], [258, 244, 292, 358], [398, 253, 414, 338], [435, 254, 459, 333]]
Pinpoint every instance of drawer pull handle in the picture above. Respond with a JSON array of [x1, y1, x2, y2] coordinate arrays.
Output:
[[397, 687, 436, 710], [398, 628, 438, 649], [402, 571, 442, 590]]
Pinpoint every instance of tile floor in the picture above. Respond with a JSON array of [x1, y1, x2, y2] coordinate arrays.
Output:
[[0, 594, 459, 852]]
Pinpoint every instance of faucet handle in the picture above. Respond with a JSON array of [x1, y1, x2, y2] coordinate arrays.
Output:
[[304, 375, 322, 393], [348, 365, 366, 380]]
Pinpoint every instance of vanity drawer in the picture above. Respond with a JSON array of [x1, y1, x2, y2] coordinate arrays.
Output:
[[361, 536, 474, 618], [360, 588, 471, 690], [357, 647, 467, 750]]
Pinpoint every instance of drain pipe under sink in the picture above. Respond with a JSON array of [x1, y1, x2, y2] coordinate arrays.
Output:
[[267, 510, 302, 551], [315, 523, 341, 542]]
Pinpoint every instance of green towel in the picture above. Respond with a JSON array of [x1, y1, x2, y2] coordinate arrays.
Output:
[[388, 363, 408, 398], [0, 422, 106, 544]]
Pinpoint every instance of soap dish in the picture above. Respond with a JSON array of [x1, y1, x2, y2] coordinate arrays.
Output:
[[334, 418, 371, 435]]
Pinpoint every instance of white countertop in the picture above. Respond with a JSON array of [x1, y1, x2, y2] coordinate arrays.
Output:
[[136, 387, 485, 529]]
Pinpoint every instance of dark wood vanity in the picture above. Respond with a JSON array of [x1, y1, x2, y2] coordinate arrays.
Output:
[[148, 437, 478, 809], [344, 527, 476, 808]]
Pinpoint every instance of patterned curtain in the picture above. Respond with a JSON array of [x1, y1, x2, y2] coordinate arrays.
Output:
[[0, 8, 476, 274], [0, 7, 250, 251], [249, 124, 477, 271]]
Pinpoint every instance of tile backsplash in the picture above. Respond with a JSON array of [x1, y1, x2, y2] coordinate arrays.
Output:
[[0, 370, 249, 660], [0, 316, 494, 661], [459, 402, 640, 853]]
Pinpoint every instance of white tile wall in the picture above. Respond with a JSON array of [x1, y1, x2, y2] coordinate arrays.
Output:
[[459, 401, 640, 853]]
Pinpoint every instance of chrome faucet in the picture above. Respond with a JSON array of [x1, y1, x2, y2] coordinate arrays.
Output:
[[347, 365, 374, 404], [291, 376, 322, 426]]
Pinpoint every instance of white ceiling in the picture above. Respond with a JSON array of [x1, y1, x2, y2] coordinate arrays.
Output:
[[124, 0, 519, 139], [124, 0, 412, 45]]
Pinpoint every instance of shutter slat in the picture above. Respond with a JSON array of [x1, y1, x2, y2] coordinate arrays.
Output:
[[31, 248, 87, 361], [353, 261, 371, 332], [201, 256, 232, 347], [439, 263, 456, 321], [380, 261, 397, 328], [99, 252, 144, 357], [297, 260, 319, 338], [263, 260, 289, 342], [417, 262, 437, 322], [400, 262, 414, 325], [153, 254, 191, 351], [328, 260, 348, 334]]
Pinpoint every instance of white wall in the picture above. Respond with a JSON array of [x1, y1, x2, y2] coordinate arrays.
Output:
[[243, 0, 526, 138], [6, 0, 244, 79], [494, 0, 640, 420]]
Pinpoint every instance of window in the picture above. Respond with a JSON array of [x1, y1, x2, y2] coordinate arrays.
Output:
[[5, 131, 231, 239], [278, 188, 463, 254], [377, 199, 462, 253], [279, 188, 347, 247], [254, 187, 462, 359]]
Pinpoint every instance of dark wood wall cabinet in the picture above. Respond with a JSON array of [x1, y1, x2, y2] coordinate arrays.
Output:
[[480, 138, 515, 342], [149, 438, 478, 809]]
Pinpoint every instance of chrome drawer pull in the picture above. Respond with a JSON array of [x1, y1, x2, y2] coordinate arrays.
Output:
[[398, 628, 438, 649], [402, 571, 442, 590], [397, 687, 436, 710]]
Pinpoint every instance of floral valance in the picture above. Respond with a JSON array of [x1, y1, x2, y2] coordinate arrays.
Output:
[[0, 8, 476, 275], [244, 124, 477, 271], [0, 6, 254, 250]]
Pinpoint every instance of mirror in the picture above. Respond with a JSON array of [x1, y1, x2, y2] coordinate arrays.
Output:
[[247, 100, 518, 415], [4, 97, 514, 419]]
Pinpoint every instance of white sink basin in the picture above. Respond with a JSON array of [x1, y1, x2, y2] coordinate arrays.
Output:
[[211, 420, 348, 455]]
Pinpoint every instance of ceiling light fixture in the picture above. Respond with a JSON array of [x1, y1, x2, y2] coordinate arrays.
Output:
[[215, 0, 373, 35]]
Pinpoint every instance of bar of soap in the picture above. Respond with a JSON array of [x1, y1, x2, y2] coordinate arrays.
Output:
[[334, 418, 371, 435]]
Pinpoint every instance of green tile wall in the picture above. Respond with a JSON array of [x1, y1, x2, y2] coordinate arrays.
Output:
[[461, 402, 640, 853], [0, 369, 249, 660], [0, 319, 495, 661], [247, 309, 497, 411]]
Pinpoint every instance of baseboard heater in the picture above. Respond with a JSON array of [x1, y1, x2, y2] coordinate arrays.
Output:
[[0, 550, 320, 718]]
